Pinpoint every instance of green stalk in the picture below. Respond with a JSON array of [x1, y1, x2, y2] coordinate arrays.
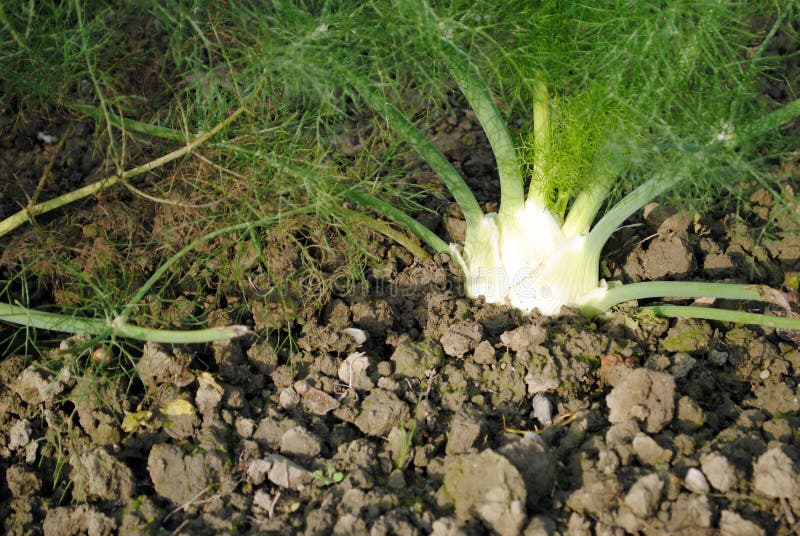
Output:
[[440, 39, 526, 215], [0, 106, 246, 239], [528, 79, 552, 208], [584, 170, 687, 260], [581, 280, 782, 316], [348, 190, 449, 254], [352, 78, 484, 228], [338, 204, 433, 259], [71, 103, 187, 141], [743, 98, 800, 141], [561, 159, 621, 238], [0, 302, 250, 343], [643, 305, 800, 330]]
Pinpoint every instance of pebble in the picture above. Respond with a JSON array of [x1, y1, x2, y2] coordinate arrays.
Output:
[[753, 446, 800, 498], [684, 467, 710, 494], [700, 453, 737, 493]]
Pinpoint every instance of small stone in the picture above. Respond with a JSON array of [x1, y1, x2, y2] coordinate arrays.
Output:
[[280, 426, 322, 457], [685, 468, 710, 494], [606, 368, 675, 433], [472, 340, 497, 365], [338, 351, 373, 390], [442, 449, 527, 536], [719, 510, 765, 536], [669, 352, 696, 378], [354, 389, 410, 437], [294, 381, 340, 415], [500, 324, 546, 353], [700, 453, 736, 493], [676, 396, 706, 432], [71, 448, 135, 504], [391, 342, 443, 378], [666, 494, 713, 531], [279, 386, 301, 410], [531, 395, 553, 426], [6, 464, 42, 497], [446, 407, 486, 455], [440, 321, 484, 358], [252, 489, 274, 512], [235, 417, 256, 438], [707, 349, 728, 366], [13, 366, 69, 405], [753, 446, 800, 498], [624, 473, 664, 518], [431, 517, 468, 536], [8, 419, 32, 451], [632, 433, 672, 466], [247, 459, 272, 485], [265, 454, 313, 491]]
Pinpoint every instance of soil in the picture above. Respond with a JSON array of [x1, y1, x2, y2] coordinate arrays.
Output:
[[2, 96, 800, 535]]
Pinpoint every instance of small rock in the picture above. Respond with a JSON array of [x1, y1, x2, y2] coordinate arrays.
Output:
[[294, 380, 340, 415], [669, 352, 696, 378], [632, 433, 672, 466], [440, 321, 484, 358], [472, 340, 497, 365], [676, 396, 706, 432], [700, 453, 737, 493], [43, 505, 117, 536], [265, 453, 314, 491], [666, 493, 713, 531], [195, 384, 223, 416], [442, 449, 527, 536], [445, 406, 486, 455], [391, 342, 442, 379], [719, 510, 766, 536], [707, 349, 728, 366], [624, 473, 664, 518], [531, 395, 553, 426], [280, 426, 322, 457], [338, 352, 373, 390], [606, 368, 675, 433], [354, 389, 410, 437], [523, 515, 556, 536], [70, 448, 135, 504], [6, 464, 42, 497], [431, 517, 468, 536], [252, 489, 274, 513], [147, 443, 231, 506], [685, 467, 710, 494], [279, 386, 301, 410], [246, 458, 272, 486], [8, 419, 32, 450], [498, 435, 555, 507], [13, 366, 70, 405], [500, 324, 546, 353], [235, 417, 255, 438], [753, 446, 800, 498], [566, 478, 621, 523]]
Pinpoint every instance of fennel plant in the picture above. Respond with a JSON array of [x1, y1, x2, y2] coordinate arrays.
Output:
[[338, 0, 800, 328]]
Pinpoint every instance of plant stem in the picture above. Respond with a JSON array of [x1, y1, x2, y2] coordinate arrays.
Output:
[[352, 78, 484, 228], [642, 305, 800, 330], [582, 280, 784, 315], [347, 190, 449, 254], [71, 103, 188, 141], [441, 39, 526, 216], [338, 204, 432, 259], [0, 302, 250, 343], [584, 170, 687, 260], [0, 106, 246, 239]]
